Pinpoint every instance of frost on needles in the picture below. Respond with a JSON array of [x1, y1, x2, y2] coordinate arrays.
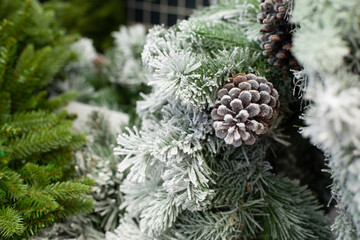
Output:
[[291, 0, 360, 239], [107, 1, 332, 239]]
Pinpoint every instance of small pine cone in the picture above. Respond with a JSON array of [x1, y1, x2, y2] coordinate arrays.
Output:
[[211, 73, 279, 147], [257, 0, 300, 70], [93, 54, 107, 68]]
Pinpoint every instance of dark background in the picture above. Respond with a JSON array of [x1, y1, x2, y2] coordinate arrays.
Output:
[[41, 0, 211, 51]]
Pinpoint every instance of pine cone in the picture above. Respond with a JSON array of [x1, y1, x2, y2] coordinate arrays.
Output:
[[211, 73, 279, 147], [93, 54, 107, 68], [257, 0, 300, 70]]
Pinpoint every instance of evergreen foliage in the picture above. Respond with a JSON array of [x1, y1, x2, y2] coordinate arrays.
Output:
[[291, 0, 360, 239], [105, 0, 332, 239], [0, 0, 93, 238]]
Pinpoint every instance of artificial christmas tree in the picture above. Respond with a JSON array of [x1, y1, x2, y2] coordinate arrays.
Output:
[[104, 0, 332, 239], [0, 0, 93, 238], [7, 0, 355, 238]]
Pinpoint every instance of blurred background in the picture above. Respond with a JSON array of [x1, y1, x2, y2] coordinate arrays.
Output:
[[126, 0, 211, 27], [41, 0, 212, 51]]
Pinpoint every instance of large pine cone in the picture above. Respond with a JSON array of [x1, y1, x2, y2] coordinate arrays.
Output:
[[211, 73, 279, 147], [257, 0, 300, 70]]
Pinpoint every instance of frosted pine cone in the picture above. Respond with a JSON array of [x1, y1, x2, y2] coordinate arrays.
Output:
[[211, 73, 279, 147], [257, 0, 300, 70]]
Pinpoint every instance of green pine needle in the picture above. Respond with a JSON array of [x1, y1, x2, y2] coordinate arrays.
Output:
[[0, 207, 25, 239]]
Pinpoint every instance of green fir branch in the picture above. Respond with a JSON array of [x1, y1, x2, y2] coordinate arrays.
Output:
[[260, 176, 331, 240], [57, 196, 94, 217], [0, 37, 17, 89], [8, 123, 73, 159], [0, 207, 25, 239], [0, 168, 27, 199], [37, 147, 74, 167], [9, 110, 58, 132], [0, 0, 92, 238], [19, 163, 51, 186], [45, 181, 92, 201], [10, 46, 51, 111]]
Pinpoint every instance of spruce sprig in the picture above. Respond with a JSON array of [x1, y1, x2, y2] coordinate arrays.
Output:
[[0, 0, 93, 238]]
